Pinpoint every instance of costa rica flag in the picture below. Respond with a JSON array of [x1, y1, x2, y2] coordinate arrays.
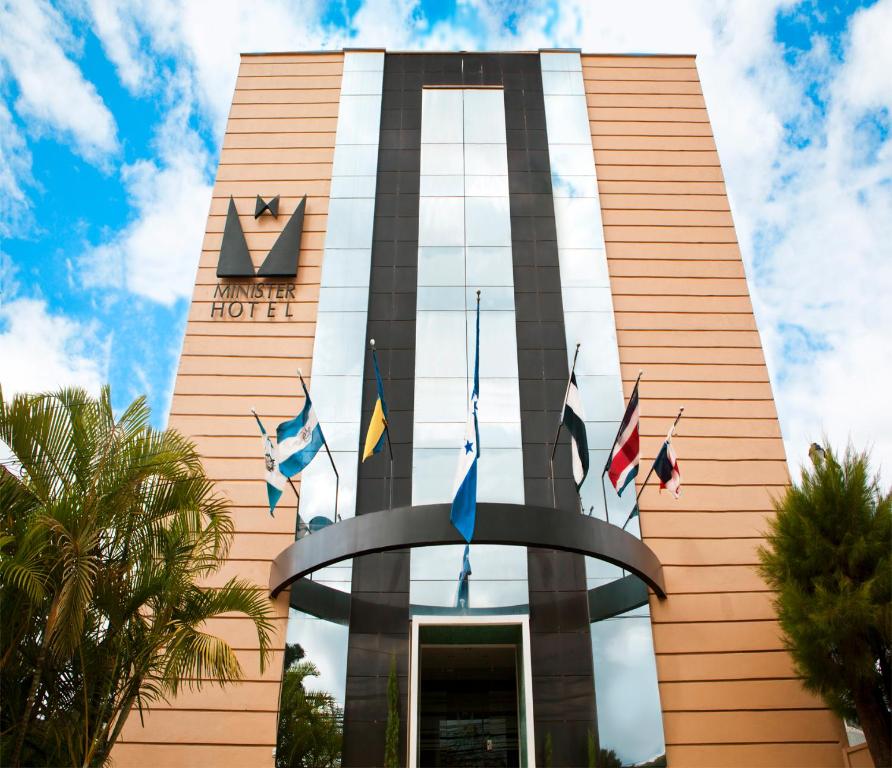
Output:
[[606, 381, 640, 496]]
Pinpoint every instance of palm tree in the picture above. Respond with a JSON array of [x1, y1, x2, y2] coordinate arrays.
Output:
[[760, 444, 891, 767], [0, 386, 274, 767]]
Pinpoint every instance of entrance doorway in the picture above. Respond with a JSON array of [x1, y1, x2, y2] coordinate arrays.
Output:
[[409, 617, 535, 767]]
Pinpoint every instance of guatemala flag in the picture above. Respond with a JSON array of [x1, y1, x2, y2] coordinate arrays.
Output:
[[277, 377, 326, 478], [450, 296, 480, 543], [251, 409, 287, 515]]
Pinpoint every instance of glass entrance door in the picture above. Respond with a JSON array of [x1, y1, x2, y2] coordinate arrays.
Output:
[[419, 644, 520, 766]]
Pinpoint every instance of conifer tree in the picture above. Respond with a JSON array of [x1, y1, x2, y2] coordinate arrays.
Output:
[[760, 444, 891, 767], [384, 654, 400, 767]]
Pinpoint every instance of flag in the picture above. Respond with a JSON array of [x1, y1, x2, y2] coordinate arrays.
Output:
[[606, 381, 640, 496], [362, 348, 389, 462], [451, 297, 480, 544], [252, 410, 287, 515], [277, 377, 326, 478], [456, 544, 472, 609], [653, 438, 681, 498], [562, 370, 589, 489]]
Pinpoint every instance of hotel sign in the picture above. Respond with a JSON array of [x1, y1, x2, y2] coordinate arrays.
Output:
[[211, 194, 305, 319]]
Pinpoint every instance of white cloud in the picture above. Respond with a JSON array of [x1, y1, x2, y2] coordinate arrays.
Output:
[[0, 0, 117, 161], [0, 101, 34, 238], [80, 102, 213, 304], [0, 297, 107, 396]]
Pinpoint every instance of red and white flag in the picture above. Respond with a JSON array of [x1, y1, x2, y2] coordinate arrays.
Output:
[[606, 381, 640, 496]]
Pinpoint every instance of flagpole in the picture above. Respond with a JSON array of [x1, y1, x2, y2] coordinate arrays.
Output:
[[549, 343, 581, 509], [287, 477, 309, 538], [370, 339, 395, 512], [298, 368, 341, 523], [622, 407, 684, 530]]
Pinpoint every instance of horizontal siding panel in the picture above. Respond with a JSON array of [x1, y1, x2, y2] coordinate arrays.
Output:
[[195, 261, 322, 281], [582, 67, 700, 82], [208, 194, 329, 214], [649, 591, 777, 623], [178, 336, 314, 358], [235, 74, 342, 89], [582, 79, 704, 96], [655, 650, 796, 682], [217, 147, 335, 165], [222, 132, 336, 149], [639, 483, 781, 511], [649, 537, 763, 566], [614, 312, 756, 331], [638, 435, 784, 460], [617, 344, 764, 364], [211, 178, 332, 197], [660, 679, 823, 711], [612, 277, 749, 295], [599, 192, 728, 209], [641, 511, 775, 539], [590, 120, 715, 137], [119, 710, 276, 745], [232, 88, 342, 105], [660, 565, 769, 594], [618, 379, 775, 400], [620, 362, 769, 383], [597, 165, 724, 182], [665, 743, 844, 768], [113, 744, 278, 767], [588, 106, 710, 123], [663, 709, 841, 745], [581, 56, 697, 68], [587, 93, 706, 109], [226, 116, 339, 133], [214, 163, 333, 181], [599, 180, 727, 195], [237, 62, 343, 77], [602, 209, 734, 227], [229, 102, 340, 119], [655, 618, 780, 659]]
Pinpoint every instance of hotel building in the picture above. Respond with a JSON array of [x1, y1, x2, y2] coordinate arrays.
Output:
[[113, 49, 865, 768]]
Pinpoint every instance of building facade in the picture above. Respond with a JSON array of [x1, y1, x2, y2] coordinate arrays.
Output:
[[113, 50, 856, 767]]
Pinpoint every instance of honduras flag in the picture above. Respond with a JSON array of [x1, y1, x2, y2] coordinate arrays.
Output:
[[450, 296, 480, 544], [456, 543, 472, 609], [277, 377, 326, 478], [251, 409, 287, 515]]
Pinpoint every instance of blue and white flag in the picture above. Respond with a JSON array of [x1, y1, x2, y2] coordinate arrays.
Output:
[[277, 377, 326, 478], [252, 409, 287, 516], [450, 295, 480, 543]]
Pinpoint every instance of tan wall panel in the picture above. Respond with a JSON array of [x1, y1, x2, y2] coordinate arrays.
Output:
[[583, 67, 701, 82], [638, 435, 785, 460], [642, 512, 775, 539], [232, 88, 343, 105], [618, 344, 763, 364], [236, 74, 344, 89], [649, 591, 777, 623], [603, 209, 734, 226], [217, 147, 336, 166], [621, 362, 769, 383], [655, 650, 796, 682], [660, 565, 770, 595], [599, 191, 728, 208], [666, 743, 844, 768], [585, 80, 704, 96], [590, 121, 716, 137], [112, 744, 276, 768], [581, 55, 696, 68], [649, 538, 763, 566], [662, 710, 841, 745], [119, 710, 276, 745], [223, 132, 337, 149], [226, 117, 340, 133], [208, 194, 329, 214], [660, 679, 824, 711]]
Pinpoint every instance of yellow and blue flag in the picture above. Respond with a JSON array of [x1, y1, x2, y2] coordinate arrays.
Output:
[[362, 347, 389, 462]]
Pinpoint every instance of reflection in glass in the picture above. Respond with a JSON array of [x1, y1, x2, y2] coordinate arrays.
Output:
[[413, 87, 526, 610]]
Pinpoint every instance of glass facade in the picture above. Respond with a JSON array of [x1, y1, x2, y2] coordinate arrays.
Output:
[[284, 50, 385, 705], [542, 50, 665, 765], [411, 87, 528, 610]]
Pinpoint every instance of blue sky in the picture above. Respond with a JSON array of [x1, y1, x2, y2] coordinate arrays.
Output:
[[1, 0, 891, 473]]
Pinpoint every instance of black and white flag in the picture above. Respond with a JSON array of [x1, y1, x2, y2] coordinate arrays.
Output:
[[562, 371, 589, 490]]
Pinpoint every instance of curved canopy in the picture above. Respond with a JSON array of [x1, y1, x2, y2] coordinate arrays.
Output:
[[269, 502, 666, 601]]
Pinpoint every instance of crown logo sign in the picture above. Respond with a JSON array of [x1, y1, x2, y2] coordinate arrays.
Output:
[[216, 195, 305, 278]]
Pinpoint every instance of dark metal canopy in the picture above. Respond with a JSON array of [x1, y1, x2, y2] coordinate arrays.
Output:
[[270, 503, 666, 602]]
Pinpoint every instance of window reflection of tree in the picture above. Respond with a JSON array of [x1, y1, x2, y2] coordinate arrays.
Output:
[[275, 643, 343, 768]]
